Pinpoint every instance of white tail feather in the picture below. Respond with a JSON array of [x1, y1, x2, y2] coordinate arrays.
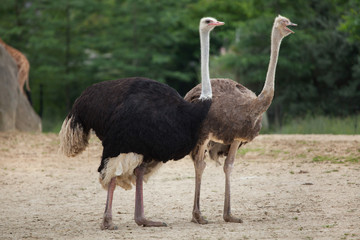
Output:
[[59, 116, 89, 157]]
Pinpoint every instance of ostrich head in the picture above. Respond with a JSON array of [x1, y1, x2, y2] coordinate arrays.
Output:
[[199, 17, 225, 32], [274, 15, 297, 37]]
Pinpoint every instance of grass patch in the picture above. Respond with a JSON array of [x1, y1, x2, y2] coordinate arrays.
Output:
[[322, 222, 337, 228], [238, 147, 265, 156], [295, 140, 307, 145], [313, 155, 338, 163], [274, 115, 360, 134], [324, 169, 339, 173], [269, 149, 289, 157], [344, 156, 359, 163], [313, 155, 359, 164], [296, 153, 307, 159]]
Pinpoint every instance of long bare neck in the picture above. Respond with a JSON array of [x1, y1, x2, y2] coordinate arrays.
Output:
[[255, 26, 283, 115], [199, 29, 212, 100]]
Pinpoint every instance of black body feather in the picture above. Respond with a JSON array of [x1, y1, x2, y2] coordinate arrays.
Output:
[[66, 77, 211, 172]]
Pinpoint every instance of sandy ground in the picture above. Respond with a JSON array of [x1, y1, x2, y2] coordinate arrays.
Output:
[[0, 132, 359, 240]]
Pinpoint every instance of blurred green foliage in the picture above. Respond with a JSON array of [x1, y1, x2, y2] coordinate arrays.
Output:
[[271, 114, 360, 134], [0, 0, 359, 132]]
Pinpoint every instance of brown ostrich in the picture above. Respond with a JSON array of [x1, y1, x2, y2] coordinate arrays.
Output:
[[184, 15, 296, 224]]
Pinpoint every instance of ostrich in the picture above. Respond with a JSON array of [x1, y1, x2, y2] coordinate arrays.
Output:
[[59, 17, 224, 229], [184, 15, 296, 224]]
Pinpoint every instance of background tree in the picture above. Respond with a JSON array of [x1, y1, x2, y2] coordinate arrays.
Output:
[[210, 0, 360, 127], [0, 0, 359, 132]]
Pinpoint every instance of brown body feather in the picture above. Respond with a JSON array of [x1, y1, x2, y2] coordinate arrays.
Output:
[[185, 78, 263, 146]]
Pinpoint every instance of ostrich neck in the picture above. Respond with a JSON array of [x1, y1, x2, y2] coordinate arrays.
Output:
[[256, 27, 283, 114], [199, 30, 212, 100]]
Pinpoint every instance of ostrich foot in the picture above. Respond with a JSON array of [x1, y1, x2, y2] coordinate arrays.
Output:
[[223, 214, 243, 223], [101, 215, 118, 230], [135, 217, 167, 227], [191, 213, 208, 224]]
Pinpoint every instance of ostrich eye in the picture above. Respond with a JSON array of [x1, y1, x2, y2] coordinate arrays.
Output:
[[281, 19, 289, 25], [205, 20, 211, 24]]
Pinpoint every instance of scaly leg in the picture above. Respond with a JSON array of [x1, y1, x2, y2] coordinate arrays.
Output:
[[191, 141, 209, 224], [223, 141, 243, 223], [101, 177, 118, 230], [134, 164, 167, 227]]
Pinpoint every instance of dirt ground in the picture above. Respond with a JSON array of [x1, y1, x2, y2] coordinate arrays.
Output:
[[0, 132, 359, 240]]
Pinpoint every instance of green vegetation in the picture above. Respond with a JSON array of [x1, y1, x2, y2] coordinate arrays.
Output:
[[270, 149, 289, 157], [313, 155, 359, 164], [238, 147, 265, 156], [0, 0, 359, 132], [324, 169, 339, 173], [273, 115, 360, 134], [322, 222, 337, 228], [296, 153, 307, 159]]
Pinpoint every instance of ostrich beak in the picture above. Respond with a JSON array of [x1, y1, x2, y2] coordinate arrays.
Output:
[[285, 22, 297, 33], [209, 21, 225, 26]]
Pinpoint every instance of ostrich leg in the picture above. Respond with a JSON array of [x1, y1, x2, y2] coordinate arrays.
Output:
[[134, 164, 167, 227], [191, 141, 209, 224], [223, 140, 243, 223], [101, 177, 118, 230]]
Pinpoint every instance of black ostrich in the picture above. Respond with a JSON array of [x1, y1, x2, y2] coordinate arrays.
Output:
[[59, 17, 224, 229]]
